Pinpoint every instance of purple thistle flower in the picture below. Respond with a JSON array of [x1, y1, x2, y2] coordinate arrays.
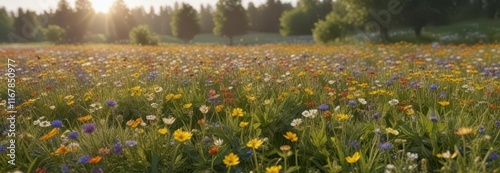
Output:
[[61, 164, 69, 173], [113, 142, 123, 154], [78, 155, 90, 164], [372, 112, 381, 120], [348, 140, 358, 148], [52, 119, 63, 128], [106, 100, 117, 107], [92, 167, 104, 173], [82, 123, 96, 133], [495, 121, 500, 128]]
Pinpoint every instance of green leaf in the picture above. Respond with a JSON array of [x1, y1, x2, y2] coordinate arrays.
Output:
[[287, 166, 301, 173]]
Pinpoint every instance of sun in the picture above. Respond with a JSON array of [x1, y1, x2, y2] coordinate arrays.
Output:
[[91, 0, 114, 13]]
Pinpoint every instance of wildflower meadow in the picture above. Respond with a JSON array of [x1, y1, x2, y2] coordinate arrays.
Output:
[[1, 43, 500, 173]]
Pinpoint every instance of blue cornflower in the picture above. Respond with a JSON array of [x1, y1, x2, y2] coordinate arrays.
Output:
[[430, 84, 438, 90], [379, 142, 393, 151], [318, 104, 329, 111], [495, 121, 500, 128], [0, 144, 6, 154], [61, 164, 69, 173], [348, 100, 357, 107], [106, 100, 117, 107], [348, 140, 359, 148], [479, 126, 486, 135], [68, 132, 79, 140], [78, 155, 90, 164], [52, 119, 63, 128], [372, 112, 381, 120], [487, 152, 498, 161]]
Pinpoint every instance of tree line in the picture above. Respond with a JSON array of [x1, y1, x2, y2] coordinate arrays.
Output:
[[0, 0, 498, 44]]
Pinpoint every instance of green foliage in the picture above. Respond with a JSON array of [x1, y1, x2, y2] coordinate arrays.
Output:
[[171, 3, 200, 43], [199, 4, 215, 33], [313, 13, 345, 44], [279, 0, 331, 36], [213, 0, 248, 45], [32, 27, 46, 42], [129, 25, 159, 45], [44, 25, 66, 43], [0, 7, 14, 42]]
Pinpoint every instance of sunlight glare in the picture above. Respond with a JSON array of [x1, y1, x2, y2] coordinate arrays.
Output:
[[91, 0, 114, 13]]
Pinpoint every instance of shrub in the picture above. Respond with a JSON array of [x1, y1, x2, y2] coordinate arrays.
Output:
[[312, 13, 345, 44], [44, 25, 66, 43], [129, 25, 158, 46]]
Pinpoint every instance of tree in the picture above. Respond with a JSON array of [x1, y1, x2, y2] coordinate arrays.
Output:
[[247, 2, 260, 31], [484, 0, 500, 19], [129, 25, 158, 45], [73, 0, 95, 42], [12, 8, 40, 42], [171, 3, 200, 42], [0, 7, 14, 42], [53, 0, 72, 30], [401, 0, 459, 36], [199, 4, 215, 33], [280, 0, 329, 36], [213, 0, 248, 45], [108, 0, 134, 42]]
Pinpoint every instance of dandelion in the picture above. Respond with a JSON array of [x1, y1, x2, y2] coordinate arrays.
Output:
[[239, 121, 249, 127], [265, 165, 282, 173], [183, 103, 192, 109], [223, 153, 240, 167], [291, 118, 302, 127], [455, 127, 474, 136], [438, 101, 450, 106], [346, 152, 360, 164], [158, 128, 168, 135], [215, 105, 224, 112], [246, 138, 264, 150], [231, 108, 244, 117], [336, 113, 349, 121], [173, 128, 193, 142], [283, 132, 298, 142]]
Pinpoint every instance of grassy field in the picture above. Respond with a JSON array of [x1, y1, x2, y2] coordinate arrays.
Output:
[[0, 43, 499, 173]]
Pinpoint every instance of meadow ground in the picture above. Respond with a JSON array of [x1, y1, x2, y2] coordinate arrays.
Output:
[[0, 43, 500, 173]]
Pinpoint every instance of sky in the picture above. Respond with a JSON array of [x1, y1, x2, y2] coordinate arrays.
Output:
[[0, 0, 297, 14]]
